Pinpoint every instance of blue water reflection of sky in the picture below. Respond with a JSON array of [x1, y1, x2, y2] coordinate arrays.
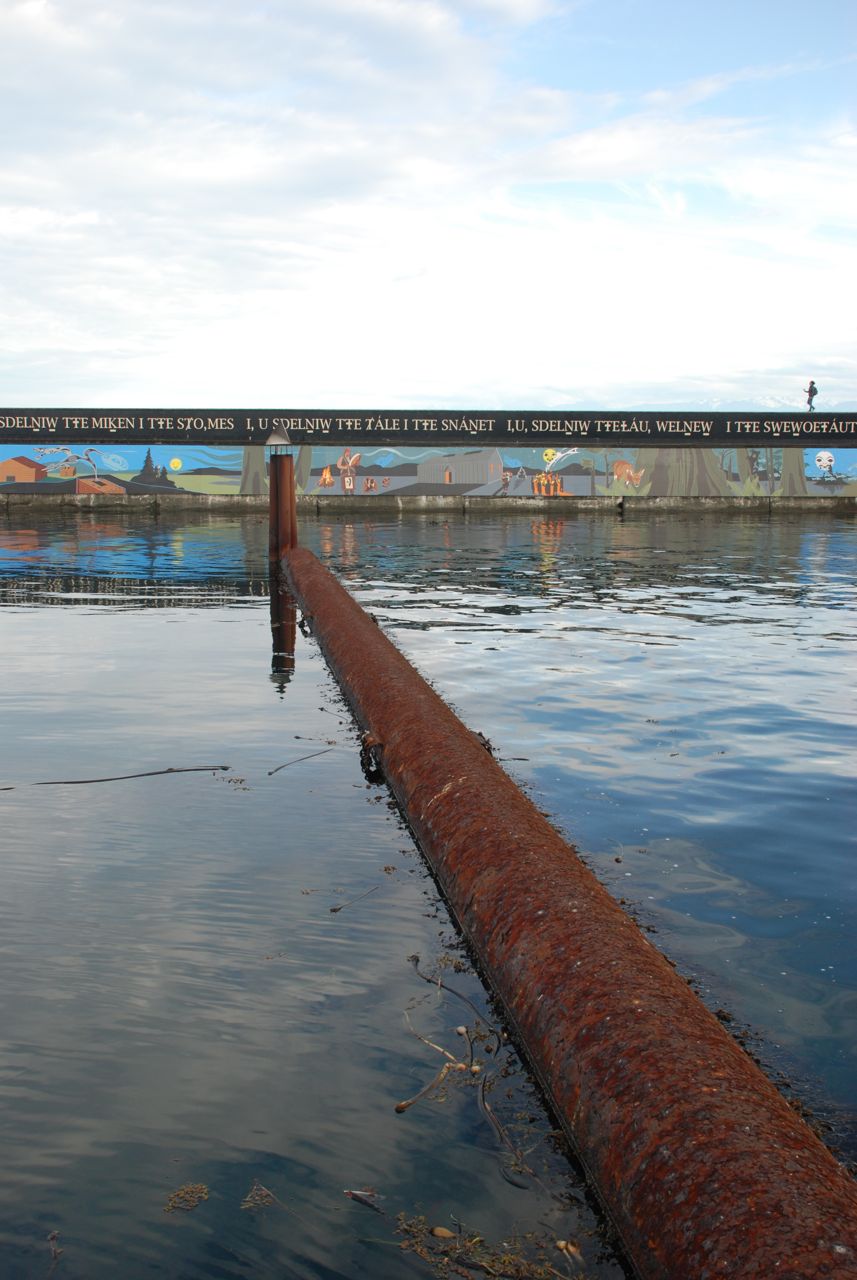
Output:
[[303, 510, 857, 1152], [1, 511, 629, 1280], [2, 510, 855, 1153]]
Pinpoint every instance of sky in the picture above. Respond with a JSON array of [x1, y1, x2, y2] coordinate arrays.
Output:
[[1, 0, 855, 411]]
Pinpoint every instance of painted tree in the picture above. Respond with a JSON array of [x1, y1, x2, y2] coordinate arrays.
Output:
[[734, 448, 755, 491], [240, 445, 267, 495], [239, 444, 314, 494], [138, 448, 158, 482], [777, 448, 809, 496], [635, 447, 734, 497], [295, 445, 313, 493]]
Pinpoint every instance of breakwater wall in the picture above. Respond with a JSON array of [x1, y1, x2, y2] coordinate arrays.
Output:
[[3, 492, 856, 513]]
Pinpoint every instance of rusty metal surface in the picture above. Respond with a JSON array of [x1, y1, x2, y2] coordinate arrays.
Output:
[[267, 453, 279, 562], [287, 454, 297, 550], [284, 545, 857, 1280], [270, 454, 294, 562], [276, 455, 292, 560]]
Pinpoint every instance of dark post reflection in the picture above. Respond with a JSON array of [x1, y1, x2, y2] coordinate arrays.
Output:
[[269, 578, 297, 696]]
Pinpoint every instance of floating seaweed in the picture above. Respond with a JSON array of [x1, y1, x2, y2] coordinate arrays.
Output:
[[395, 1214, 583, 1279], [240, 1180, 277, 1211], [395, 1059, 464, 1113], [344, 1186, 386, 1214], [163, 1183, 209, 1213]]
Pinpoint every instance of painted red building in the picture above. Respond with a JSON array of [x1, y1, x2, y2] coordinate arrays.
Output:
[[2, 456, 48, 484]]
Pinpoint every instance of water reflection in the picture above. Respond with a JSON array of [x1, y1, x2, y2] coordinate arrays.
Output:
[[295, 509, 857, 1156], [269, 583, 297, 695], [302, 511, 854, 622], [0, 510, 629, 1280], [2, 508, 855, 1174], [0, 510, 271, 604]]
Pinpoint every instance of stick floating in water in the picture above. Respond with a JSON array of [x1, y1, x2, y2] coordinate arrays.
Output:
[[31, 766, 231, 786], [329, 886, 379, 914], [268, 748, 334, 776]]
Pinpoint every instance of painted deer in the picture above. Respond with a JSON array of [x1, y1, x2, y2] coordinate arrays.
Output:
[[613, 459, 646, 488]]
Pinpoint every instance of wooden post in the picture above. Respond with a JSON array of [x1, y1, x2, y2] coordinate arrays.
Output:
[[286, 454, 298, 549], [269, 450, 298, 570], [275, 454, 292, 563], [268, 451, 279, 565]]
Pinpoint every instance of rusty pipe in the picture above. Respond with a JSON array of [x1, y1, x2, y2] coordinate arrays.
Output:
[[284, 545, 857, 1280]]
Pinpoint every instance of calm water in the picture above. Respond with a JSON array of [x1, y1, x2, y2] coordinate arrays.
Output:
[[302, 510, 857, 1146], [305, 509, 854, 1131], [1, 508, 855, 1276], [0, 511, 627, 1280]]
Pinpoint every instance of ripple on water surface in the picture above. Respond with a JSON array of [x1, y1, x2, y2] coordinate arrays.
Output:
[[1, 511, 631, 1278], [306, 510, 857, 1154]]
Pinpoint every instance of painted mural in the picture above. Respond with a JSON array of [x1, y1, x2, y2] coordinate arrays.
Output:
[[1, 442, 855, 499]]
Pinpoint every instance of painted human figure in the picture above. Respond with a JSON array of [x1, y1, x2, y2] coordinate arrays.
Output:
[[815, 450, 834, 479], [804, 380, 818, 412], [336, 446, 361, 494]]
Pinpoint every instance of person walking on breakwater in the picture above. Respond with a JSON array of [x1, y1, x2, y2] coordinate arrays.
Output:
[[805, 379, 818, 412]]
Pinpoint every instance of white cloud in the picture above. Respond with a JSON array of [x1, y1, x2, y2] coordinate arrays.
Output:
[[641, 61, 809, 111], [0, 0, 90, 46], [524, 113, 760, 185], [460, 0, 559, 19], [0, 0, 854, 407]]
